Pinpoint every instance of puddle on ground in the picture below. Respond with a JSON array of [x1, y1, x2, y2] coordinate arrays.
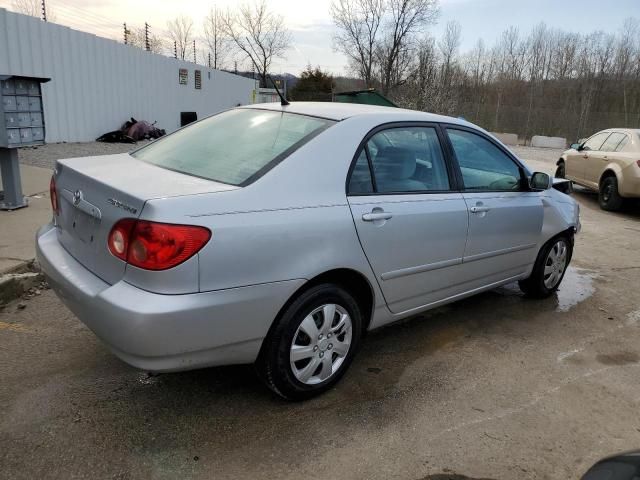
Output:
[[555, 267, 595, 312]]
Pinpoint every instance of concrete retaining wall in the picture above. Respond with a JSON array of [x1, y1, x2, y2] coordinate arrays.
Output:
[[0, 9, 256, 143], [531, 135, 567, 149], [491, 132, 519, 146]]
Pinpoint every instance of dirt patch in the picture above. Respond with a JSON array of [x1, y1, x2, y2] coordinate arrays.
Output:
[[420, 474, 496, 480], [596, 352, 640, 365]]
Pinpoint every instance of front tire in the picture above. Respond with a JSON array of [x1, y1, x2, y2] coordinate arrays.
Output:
[[599, 176, 624, 211], [519, 235, 572, 298], [257, 284, 362, 400], [555, 162, 565, 178]]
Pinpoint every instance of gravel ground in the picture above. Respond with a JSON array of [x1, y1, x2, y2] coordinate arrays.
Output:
[[509, 145, 564, 165], [17, 141, 150, 170]]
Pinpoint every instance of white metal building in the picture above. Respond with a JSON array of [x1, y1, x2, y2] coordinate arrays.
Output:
[[0, 8, 256, 143]]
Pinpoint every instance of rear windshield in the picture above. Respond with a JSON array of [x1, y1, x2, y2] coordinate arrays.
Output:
[[132, 109, 334, 186]]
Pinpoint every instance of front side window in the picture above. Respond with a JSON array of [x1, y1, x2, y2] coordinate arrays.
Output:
[[599, 133, 626, 152], [447, 129, 521, 191], [363, 127, 450, 193], [132, 109, 334, 186], [583, 132, 611, 151]]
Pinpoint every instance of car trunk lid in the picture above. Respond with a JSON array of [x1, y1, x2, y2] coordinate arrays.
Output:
[[54, 153, 237, 285]]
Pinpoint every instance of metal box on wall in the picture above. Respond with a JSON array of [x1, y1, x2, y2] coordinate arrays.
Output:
[[0, 75, 50, 148]]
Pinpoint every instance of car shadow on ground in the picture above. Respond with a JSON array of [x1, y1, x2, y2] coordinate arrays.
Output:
[[572, 185, 640, 220], [108, 277, 581, 415]]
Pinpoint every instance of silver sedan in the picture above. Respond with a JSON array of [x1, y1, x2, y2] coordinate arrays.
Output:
[[36, 103, 580, 400]]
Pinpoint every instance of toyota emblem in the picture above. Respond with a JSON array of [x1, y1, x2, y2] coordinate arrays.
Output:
[[72, 190, 82, 206]]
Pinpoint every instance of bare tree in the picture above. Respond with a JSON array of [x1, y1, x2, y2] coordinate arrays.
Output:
[[166, 15, 194, 60], [126, 26, 166, 54], [204, 6, 230, 70], [332, 0, 438, 95], [12, 0, 56, 21], [221, 1, 291, 87], [330, 0, 384, 87]]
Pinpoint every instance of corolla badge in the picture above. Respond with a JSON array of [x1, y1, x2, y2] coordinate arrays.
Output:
[[72, 190, 83, 206], [107, 198, 137, 214]]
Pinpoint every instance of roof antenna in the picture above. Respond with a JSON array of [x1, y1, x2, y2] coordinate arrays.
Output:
[[268, 74, 289, 106]]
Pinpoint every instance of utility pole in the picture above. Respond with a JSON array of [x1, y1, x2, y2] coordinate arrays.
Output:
[[41, 0, 47, 21], [208, 52, 211, 68], [123, 23, 128, 44], [193, 40, 196, 63], [174, 41, 177, 59], [144, 22, 150, 51]]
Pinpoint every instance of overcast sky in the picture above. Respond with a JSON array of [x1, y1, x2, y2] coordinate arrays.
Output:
[[0, 0, 637, 75]]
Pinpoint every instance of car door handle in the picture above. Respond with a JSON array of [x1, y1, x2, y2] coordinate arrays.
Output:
[[362, 212, 393, 221], [470, 206, 490, 213]]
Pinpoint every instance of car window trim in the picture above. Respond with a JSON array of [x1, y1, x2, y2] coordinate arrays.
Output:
[[441, 124, 530, 193], [611, 132, 629, 152], [345, 121, 460, 197]]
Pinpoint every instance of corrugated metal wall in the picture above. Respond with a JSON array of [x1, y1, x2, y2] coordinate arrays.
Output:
[[0, 8, 256, 143]]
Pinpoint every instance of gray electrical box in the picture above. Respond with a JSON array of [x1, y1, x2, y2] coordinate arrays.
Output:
[[1, 75, 49, 148]]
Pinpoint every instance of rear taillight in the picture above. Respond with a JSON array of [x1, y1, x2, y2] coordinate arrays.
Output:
[[108, 219, 211, 271], [49, 175, 59, 215]]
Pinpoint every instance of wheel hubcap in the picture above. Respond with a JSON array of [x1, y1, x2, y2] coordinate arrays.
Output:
[[290, 304, 352, 385], [543, 240, 568, 289]]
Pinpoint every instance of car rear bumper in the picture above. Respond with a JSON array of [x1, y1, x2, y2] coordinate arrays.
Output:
[[36, 223, 304, 372]]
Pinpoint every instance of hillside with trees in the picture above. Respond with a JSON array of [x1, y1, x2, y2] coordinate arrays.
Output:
[[330, 0, 640, 142]]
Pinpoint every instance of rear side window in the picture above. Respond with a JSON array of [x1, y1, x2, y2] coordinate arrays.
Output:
[[348, 150, 374, 194], [447, 129, 521, 191], [600, 133, 626, 152], [132, 109, 334, 186], [368, 127, 450, 193], [347, 126, 450, 195], [583, 132, 610, 151]]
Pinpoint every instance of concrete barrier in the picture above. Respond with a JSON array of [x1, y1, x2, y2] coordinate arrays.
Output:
[[491, 132, 519, 146], [531, 136, 567, 149]]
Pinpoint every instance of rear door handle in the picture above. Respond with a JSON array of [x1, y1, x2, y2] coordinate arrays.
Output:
[[362, 212, 393, 221], [470, 206, 490, 213]]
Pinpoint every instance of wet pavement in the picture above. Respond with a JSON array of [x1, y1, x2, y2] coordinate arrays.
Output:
[[1, 150, 640, 479]]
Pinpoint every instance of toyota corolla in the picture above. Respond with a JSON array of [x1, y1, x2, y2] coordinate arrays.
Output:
[[36, 103, 580, 400]]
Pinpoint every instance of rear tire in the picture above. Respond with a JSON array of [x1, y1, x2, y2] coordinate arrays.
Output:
[[519, 235, 573, 298], [599, 176, 624, 211], [256, 284, 362, 401], [555, 162, 565, 179]]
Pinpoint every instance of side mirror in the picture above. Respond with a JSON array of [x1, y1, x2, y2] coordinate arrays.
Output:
[[570, 143, 582, 150], [530, 171, 552, 190]]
